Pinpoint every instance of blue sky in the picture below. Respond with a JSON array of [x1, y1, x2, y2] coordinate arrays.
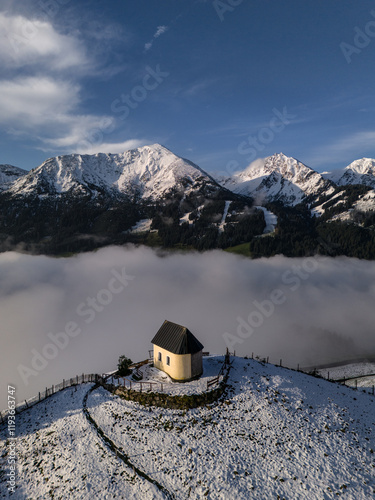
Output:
[[0, 0, 375, 174]]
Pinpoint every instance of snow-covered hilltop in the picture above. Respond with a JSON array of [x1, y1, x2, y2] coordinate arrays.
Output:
[[1, 356, 374, 499], [8, 144, 219, 200], [323, 158, 375, 188], [219, 153, 335, 206], [0, 164, 27, 192]]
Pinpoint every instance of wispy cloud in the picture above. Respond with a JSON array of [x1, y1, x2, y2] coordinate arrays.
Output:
[[0, 12, 88, 72], [0, 77, 79, 121], [144, 25, 168, 52], [309, 130, 375, 168], [76, 139, 149, 155], [184, 78, 218, 97], [0, 76, 104, 151], [0, 8, 146, 156]]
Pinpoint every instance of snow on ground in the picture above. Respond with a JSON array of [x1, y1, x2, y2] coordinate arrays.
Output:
[[112, 356, 225, 395], [218, 201, 232, 233], [311, 190, 375, 221], [317, 362, 375, 381], [310, 192, 344, 217], [130, 219, 153, 233], [345, 375, 375, 389], [255, 206, 277, 233], [89, 357, 374, 499], [2, 358, 374, 499], [353, 190, 375, 213], [317, 363, 375, 390], [179, 213, 193, 225], [0, 384, 163, 500]]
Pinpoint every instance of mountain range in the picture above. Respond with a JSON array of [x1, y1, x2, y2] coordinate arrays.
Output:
[[1, 144, 375, 258]]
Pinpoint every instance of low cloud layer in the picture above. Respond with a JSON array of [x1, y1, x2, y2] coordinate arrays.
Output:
[[1, 246, 375, 409]]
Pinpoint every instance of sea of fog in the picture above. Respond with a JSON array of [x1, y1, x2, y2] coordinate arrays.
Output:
[[1, 245, 374, 410]]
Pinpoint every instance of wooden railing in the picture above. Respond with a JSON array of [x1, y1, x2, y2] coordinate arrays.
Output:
[[0, 373, 100, 423]]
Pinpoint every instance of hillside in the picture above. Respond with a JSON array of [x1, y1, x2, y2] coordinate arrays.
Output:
[[1, 357, 374, 499], [0, 165, 28, 192]]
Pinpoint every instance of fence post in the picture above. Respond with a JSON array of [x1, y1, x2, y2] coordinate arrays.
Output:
[[355, 379, 357, 389], [46, 387, 48, 398], [372, 385, 374, 395], [52, 385, 54, 394], [25, 400, 28, 408], [266, 356, 269, 363], [39, 392, 41, 402], [140, 382, 142, 393], [280, 359, 282, 367], [161, 383, 163, 392]]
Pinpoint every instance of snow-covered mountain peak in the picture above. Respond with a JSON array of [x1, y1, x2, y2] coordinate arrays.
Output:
[[264, 153, 317, 178], [218, 153, 333, 205], [323, 157, 375, 187], [346, 158, 375, 175], [6, 143, 217, 200]]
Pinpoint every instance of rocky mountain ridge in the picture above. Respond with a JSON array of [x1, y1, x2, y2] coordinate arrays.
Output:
[[1, 144, 375, 258]]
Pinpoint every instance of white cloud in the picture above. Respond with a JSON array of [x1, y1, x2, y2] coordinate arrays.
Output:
[[154, 25, 168, 38], [144, 25, 168, 52], [1, 247, 375, 409], [0, 10, 145, 155], [0, 76, 146, 155], [184, 79, 217, 97], [0, 76, 91, 148], [309, 131, 375, 167], [0, 12, 88, 71], [0, 76, 79, 123]]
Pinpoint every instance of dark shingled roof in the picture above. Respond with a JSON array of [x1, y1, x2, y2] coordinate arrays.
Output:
[[151, 320, 204, 355]]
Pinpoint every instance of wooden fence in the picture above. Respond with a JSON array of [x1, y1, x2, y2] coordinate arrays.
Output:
[[206, 351, 232, 390], [207, 375, 220, 390], [249, 353, 375, 396], [118, 377, 164, 393], [128, 359, 150, 380], [0, 373, 101, 424]]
